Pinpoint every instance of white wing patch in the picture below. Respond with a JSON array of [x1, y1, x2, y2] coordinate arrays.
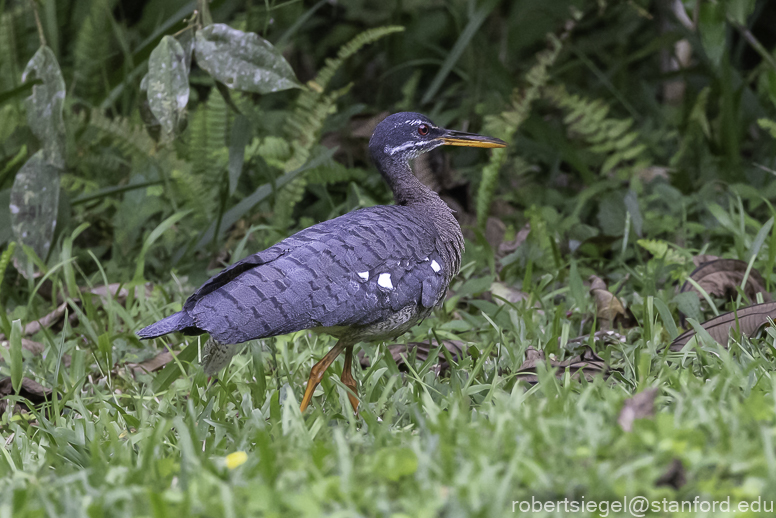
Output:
[[358, 271, 369, 280], [430, 260, 441, 273], [377, 273, 393, 290]]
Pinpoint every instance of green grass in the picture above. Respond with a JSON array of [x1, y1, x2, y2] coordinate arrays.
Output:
[[3, 232, 776, 516], [2, 0, 776, 515]]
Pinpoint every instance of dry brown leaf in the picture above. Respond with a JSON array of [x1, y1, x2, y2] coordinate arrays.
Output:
[[636, 166, 669, 182], [680, 259, 771, 305], [489, 281, 528, 305], [498, 223, 531, 257], [0, 338, 45, 356], [358, 340, 468, 375], [618, 388, 658, 432], [655, 458, 686, 489], [124, 350, 174, 377], [0, 302, 79, 342], [69, 283, 154, 305], [670, 302, 776, 350], [515, 346, 608, 384], [484, 217, 506, 253], [589, 275, 636, 330], [0, 377, 53, 415], [567, 329, 627, 346], [692, 254, 719, 267]]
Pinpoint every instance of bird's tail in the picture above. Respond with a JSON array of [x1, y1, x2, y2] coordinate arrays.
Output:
[[201, 337, 240, 375], [136, 311, 194, 339]]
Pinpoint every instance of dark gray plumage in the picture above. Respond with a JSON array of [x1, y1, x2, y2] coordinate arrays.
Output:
[[137, 112, 505, 412]]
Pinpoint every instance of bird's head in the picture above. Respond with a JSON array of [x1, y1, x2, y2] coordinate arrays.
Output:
[[368, 112, 506, 166]]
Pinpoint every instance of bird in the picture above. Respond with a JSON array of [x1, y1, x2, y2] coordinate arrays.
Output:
[[137, 112, 506, 413]]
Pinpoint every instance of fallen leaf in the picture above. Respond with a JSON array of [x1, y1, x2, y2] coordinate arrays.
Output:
[[358, 340, 468, 375], [498, 223, 531, 257], [515, 346, 608, 384], [692, 254, 719, 267], [0, 338, 44, 356], [84, 283, 154, 305], [0, 302, 75, 341], [589, 275, 636, 330], [125, 350, 174, 377], [618, 387, 658, 432], [0, 377, 53, 415], [679, 258, 771, 305], [489, 281, 528, 305], [567, 329, 627, 346], [670, 302, 776, 350]]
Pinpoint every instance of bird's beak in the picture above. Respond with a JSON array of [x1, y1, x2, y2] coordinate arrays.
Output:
[[436, 129, 507, 149]]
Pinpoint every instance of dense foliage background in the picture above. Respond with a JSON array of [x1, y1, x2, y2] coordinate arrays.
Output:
[[2, 0, 776, 515]]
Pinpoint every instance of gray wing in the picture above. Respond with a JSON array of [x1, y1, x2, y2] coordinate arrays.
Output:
[[185, 206, 449, 344]]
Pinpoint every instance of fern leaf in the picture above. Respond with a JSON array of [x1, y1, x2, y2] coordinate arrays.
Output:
[[73, 0, 114, 101], [543, 84, 649, 179], [183, 91, 229, 220], [272, 26, 402, 228], [476, 34, 564, 229], [306, 161, 368, 185], [272, 176, 307, 227], [89, 110, 155, 159]]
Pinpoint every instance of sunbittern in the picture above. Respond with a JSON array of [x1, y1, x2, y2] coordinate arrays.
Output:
[[137, 112, 506, 413]]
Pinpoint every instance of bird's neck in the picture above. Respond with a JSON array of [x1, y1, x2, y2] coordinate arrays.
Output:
[[377, 157, 465, 274], [379, 157, 438, 206]]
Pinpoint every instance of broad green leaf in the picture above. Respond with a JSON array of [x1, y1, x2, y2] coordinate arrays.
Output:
[[22, 46, 66, 168], [623, 189, 643, 237], [228, 114, 251, 195], [10, 151, 60, 262], [10, 319, 23, 394], [726, 0, 755, 25], [194, 24, 300, 93], [698, 2, 726, 68], [653, 297, 679, 339], [147, 36, 190, 141]]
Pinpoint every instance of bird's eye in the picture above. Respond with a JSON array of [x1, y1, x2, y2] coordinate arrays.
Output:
[[418, 124, 430, 136]]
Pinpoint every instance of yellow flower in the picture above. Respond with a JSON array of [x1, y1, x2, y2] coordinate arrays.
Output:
[[225, 451, 248, 470]]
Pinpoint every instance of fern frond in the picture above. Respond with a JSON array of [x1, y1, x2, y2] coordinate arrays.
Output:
[[270, 27, 402, 228], [306, 161, 368, 185], [89, 110, 155, 159], [272, 176, 308, 227], [73, 0, 114, 101], [182, 92, 229, 220], [252, 136, 291, 169], [271, 27, 403, 228], [543, 84, 650, 176], [190, 91, 228, 180], [284, 87, 347, 172], [476, 34, 564, 229], [312, 26, 404, 92]]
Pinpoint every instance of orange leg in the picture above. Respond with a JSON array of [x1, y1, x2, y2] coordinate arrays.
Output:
[[299, 341, 346, 412], [340, 346, 359, 414]]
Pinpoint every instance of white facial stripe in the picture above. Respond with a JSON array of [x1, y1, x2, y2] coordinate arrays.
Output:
[[378, 273, 393, 289], [384, 140, 426, 156]]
